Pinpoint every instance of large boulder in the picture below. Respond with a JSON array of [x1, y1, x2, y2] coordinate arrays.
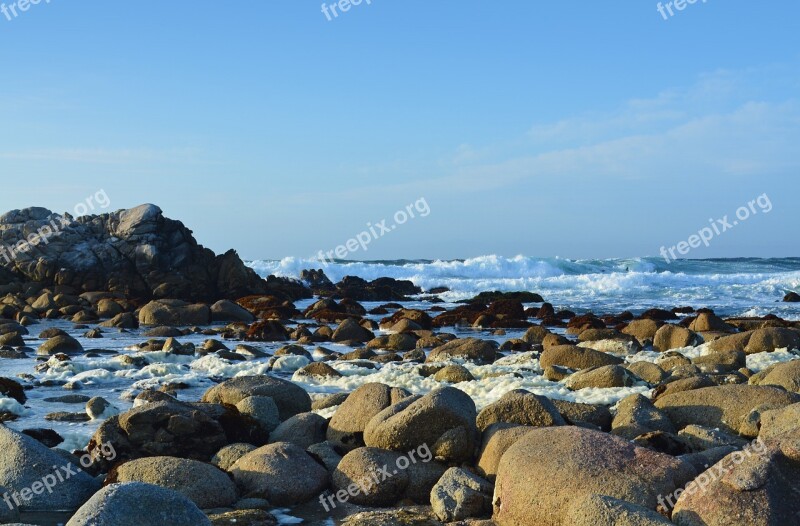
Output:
[[138, 299, 210, 326], [332, 318, 374, 343], [108, 456, 237, 508], [744, 327, 800, 354], [539, 345, 623, 370], [327, 383, 410, 451], [364, 387, 479, 463], [65, 482, 211, 526], [622, 319, 661, 343], [229, 442, 328, 506], [492, 426, 696, 526], [565, 494, 675, 526], [566, 365, 640, 389], [672, 435, 800, 524], [475, 390, 565, 431], [210, 299, 255, 322], [653, 325, 697, 352], [427, 338, 498, 364], [37, 334, 83, 355], [706, 331, 753, 353], [750, 360, 800, 392], [654, 385, 800, 437], [85, 398, 236, 466], [201, 375, 311, 421], [0, 484, 19, 523], [688, 313, 734, 333], [0, 425, 100, 511], [331, 447, 446, 507]]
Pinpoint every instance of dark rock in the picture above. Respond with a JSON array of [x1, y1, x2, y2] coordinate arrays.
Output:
[[0, 204, 267, 302]]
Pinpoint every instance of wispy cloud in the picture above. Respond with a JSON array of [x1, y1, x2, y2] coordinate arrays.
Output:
[[281, 64, 800, 203]]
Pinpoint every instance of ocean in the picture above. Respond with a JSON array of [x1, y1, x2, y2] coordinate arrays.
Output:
[[249, 256, 800, 319]]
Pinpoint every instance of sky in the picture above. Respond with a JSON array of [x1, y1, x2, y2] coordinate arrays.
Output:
[[0, 0, 798, 262]]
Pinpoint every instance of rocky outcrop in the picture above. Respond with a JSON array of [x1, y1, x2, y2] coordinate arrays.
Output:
[[0, 204, 268, 301]]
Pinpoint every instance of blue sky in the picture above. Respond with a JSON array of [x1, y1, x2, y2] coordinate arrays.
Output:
[[1, 0, 798, 261]]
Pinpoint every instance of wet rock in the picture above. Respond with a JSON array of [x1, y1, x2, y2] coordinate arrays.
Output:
[[380, 309, 433, 331], [20, 427, 64, 448], [427, 338, 498, 365], [433, 364, 475, 383], [0, 331, 25, 347], [245, 320, 289, 342], [566, 365, 640, 390], [783, 291, 800, 302], [87, 399, 229, 466], [332, 318, 375, 343], [296, 361, 343, 379], [367, 333, 418, 352], [86, 396, 116, 419], [37, 334, 83, 355], [0, 377, 26, 404]]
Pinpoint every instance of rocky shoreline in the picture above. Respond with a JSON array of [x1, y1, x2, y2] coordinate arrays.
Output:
[[0, 205, 799, 525]]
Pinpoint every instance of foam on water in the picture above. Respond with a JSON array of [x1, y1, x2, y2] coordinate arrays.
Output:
[[249, 256, 800, 318]]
